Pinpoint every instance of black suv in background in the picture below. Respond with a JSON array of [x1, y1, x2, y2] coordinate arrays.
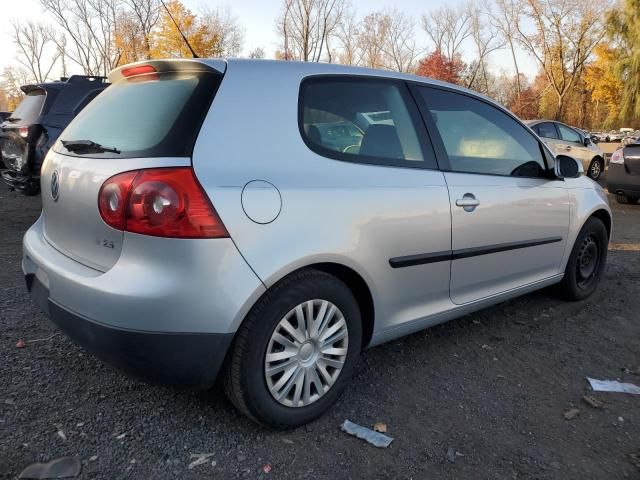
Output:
[[0, 76, 109, 194]]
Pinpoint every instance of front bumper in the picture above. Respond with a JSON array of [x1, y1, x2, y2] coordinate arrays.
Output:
[[22, 215, 266, 388], [26, 273, 233, 387]]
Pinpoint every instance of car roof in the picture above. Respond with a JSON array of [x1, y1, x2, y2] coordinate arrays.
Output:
[[110, 58, 512, 114]]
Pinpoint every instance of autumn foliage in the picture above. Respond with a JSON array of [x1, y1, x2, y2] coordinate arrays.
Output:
[[415, 51, 464, 85]]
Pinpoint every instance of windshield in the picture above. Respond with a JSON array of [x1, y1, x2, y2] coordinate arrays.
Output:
[[57, 71, 221, 158], [11, 90, 45, 122]]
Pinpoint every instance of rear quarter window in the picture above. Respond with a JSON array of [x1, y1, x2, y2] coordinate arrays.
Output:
[[299, 76, 437, 169], [56, 71, 221, 158], [12, 90, 46, 122]]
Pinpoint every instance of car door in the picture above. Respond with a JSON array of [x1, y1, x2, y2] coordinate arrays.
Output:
[[530, 121, 562, 155], [411, 85, 570, 305], [556, 123, 590, 170]]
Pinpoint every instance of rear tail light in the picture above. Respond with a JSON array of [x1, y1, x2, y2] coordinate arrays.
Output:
[[98, 167, 229, 238], [610, 149, 624, 164], [18, 127, 29, 138]]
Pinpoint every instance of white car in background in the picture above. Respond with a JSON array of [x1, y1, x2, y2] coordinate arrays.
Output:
[[526, 120, 606, 180]]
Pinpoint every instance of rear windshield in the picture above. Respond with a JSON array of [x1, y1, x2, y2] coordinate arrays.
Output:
[[12, 90, 45, 122], [56, 71, 221, 158]]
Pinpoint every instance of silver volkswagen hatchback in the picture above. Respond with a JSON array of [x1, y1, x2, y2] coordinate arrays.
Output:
[[23, 59, 611, 428]]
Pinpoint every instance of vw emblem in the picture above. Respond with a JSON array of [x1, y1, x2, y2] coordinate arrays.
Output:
[[51, 170, 60, 202]]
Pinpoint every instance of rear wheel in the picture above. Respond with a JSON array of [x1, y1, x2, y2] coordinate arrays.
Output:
[[588, 158, 603, 180], [556, 217, 608, 301], [223, 269, 362, 428], [616, 193, 638, 205]]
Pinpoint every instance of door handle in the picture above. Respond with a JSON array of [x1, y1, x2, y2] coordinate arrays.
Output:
[[456, 194, 480, 212]]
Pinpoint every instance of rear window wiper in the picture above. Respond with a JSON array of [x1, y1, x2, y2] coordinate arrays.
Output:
[[61, 140, 121, 154]]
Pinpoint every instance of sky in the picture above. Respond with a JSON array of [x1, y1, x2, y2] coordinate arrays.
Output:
[[0, 0, 537, 80]]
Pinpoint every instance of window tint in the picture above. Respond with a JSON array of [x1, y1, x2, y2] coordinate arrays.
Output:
[[416, 87, 547, 177], [534, 122, 559, 139], [557, 124, 582, 143], [300, 78, 432, 167], [12, 90, 45, 122], [58, 71, 220, 158]]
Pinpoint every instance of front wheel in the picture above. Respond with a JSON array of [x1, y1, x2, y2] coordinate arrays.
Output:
[[223, 269, 362, 428], [588, 158, 603, 180], [556, 217, 608, 301]]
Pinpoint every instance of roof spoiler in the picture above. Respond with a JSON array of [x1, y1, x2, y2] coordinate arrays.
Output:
[[108, 59, 226, 83]]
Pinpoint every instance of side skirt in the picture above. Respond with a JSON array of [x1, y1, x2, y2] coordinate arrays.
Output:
[[368, 274, 564, 347]]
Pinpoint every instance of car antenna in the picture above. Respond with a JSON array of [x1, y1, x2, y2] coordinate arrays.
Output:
[[159, 0, 199, 59]]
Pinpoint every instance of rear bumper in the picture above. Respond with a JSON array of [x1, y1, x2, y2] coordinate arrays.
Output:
[[606, 164, 640, 197], [22, 215, 266, 388], [26, 273, 233, 387]]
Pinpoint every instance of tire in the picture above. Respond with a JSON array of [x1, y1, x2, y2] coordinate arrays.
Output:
[[587, 158, 603, 180], [616, 193, 629, 204], [616, 193, 639, 205], [223, 269, 362, 428], [556, 217, 608, 301]]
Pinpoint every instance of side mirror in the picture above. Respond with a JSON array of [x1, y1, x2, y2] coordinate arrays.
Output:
[[555, 154, 583, 178], [584, 137, 591, 146]]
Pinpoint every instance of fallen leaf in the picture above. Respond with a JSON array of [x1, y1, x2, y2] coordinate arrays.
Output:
[[582, 395, 603, 409], [481, 344, 493, 350], [262, 463, 272, 474], [16, 339, 26, 348], [563, 408, 580, 420], [373, 422, 387, 433]]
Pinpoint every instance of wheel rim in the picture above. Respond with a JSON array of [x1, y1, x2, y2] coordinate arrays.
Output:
[[576, 234, 600, 288], [265, 299, 349, 408], [590, 161, 601, 178]]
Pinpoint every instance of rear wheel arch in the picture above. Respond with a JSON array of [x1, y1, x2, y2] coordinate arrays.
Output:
[[308, 262, 375, 350], [242, 262, 375, 350]]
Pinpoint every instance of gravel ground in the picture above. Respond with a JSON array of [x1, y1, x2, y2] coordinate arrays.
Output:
[[1, 178, 639, 479]]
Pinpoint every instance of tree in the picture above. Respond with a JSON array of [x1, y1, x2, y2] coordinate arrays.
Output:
[[0, 67, 32, 110], [276, 0, 345, 62], [416, 50, 465, 84], [335, 7, 360, 65], [464, 5, 504, 92], [10, 21, 61, 83], [124, 0, 160, 59], [492, 0, 523, 97], [40, 0, 123, 76], [606, 0, 640, 121], [248, 47, 265, 59], [356, 11, 390, 68], [114, 10, 147, 65], [381, 9, 420, 73], [584, 44, 623, 127], [199, 6, 244, 57], [513, 0, 609, 120], [150, 0, 211, 58], [421, 4, 472, 62]]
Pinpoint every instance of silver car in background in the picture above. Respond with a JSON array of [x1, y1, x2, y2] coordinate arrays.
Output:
[[526, 120, 606, 180], [23, 59, 611, 428]]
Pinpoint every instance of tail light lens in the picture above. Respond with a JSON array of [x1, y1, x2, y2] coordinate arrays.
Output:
[[19, 127, 29, 138], [98, 167, 229, 238], [610, 149, 624, 164]]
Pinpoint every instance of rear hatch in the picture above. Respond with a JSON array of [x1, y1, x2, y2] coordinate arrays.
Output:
[[0, 88, 46, 171], [623, 144, 640, 175], [41, 60, 225, 271]]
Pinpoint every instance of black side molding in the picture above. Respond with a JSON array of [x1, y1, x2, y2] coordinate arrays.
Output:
[[389, 236, 563, 268]]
